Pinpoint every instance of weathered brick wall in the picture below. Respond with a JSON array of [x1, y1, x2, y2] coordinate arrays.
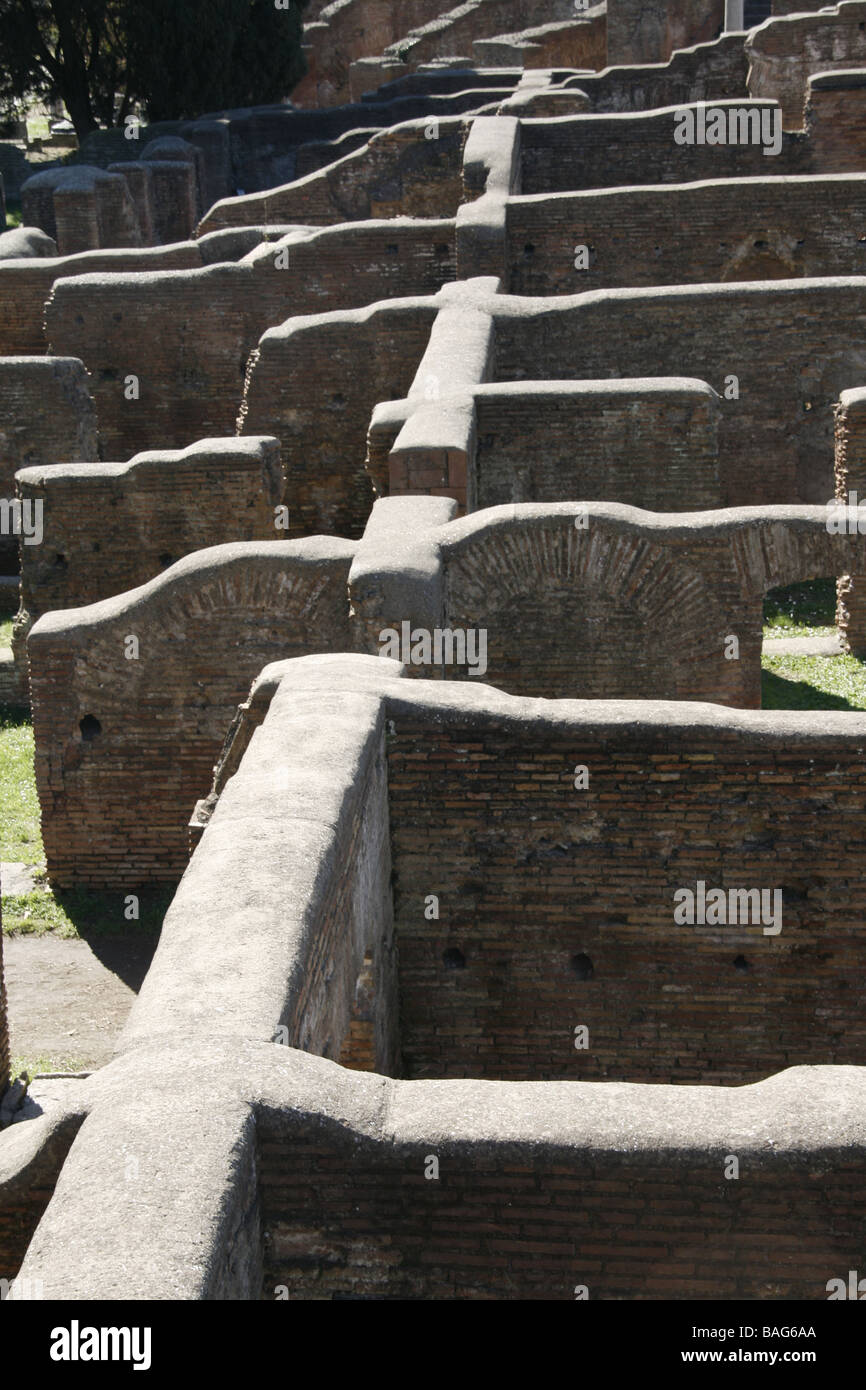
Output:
[[259, 1126, 865, 1299], [198, 117, 468, 231], [506, 174, 866, 296], [833, 386, 866, 652], [571, 31, 749, 113], [804, 72, 866, 174], [0, 357, 98, 573], [746, 0, 866, 128], [380, 0, 589, 69], [519, 102, 805, 196], [471, 380, 721, 510], [0, 243, 204, 355], [386, 708, 866, 1084], [296, 0, 451, 107], [472, 11, 607, 72], [239, 297, 439, 537], [28, 542, 357, 886], [22, 165, 141, 254], [492, 280, 866, 505], [16, 437, 284, 628], [46, 222, 455, 464], [0, 357, 98, 497], [606, 0, 724, 67], [438, 509, 858, 704]]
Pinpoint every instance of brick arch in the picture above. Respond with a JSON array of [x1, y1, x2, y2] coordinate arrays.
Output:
[[730, 522, 857, 597], [443, 521, 728, 701], [30, 544, 355, 884]]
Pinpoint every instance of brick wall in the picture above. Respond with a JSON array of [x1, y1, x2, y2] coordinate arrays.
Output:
[[259, 1126, 865, 1299], [16, 437, 284, 628], [518, 102, 806, 196], [804, 73, 866, 174], [385, 707, 866, 1084], [506, 174, 866, 296], [471, 381, 721, 510], [574, 32, 749, 113], [492, 279, 866, 506], [746, 1, 866, 128], [239, 297, 439, 537], [0, 357, 98, 573], [606, 0, 724, 67], [0, 244, 204, 355], [46, 221, 455, 465], [438, 509, 859, 704], [380, 0, 586, 69], [472, 11, 608, 73], [199, 118, 468, 232], [833, 385, 866, 652], [296, 0, 450, 107], [28, 542, 357, 886]]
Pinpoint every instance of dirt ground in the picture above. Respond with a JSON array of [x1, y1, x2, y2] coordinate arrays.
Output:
[[4, 933, 157, 1072]]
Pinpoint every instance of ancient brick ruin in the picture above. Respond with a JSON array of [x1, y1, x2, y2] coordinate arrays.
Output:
[[3, 0, 866, 1304]]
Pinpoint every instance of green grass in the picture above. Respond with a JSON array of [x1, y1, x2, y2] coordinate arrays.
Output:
[[0, 585, 16, 650], [9, 1053, 88, 1080], [25, 116, 50, 141], [763, 577, 836, 640], [762, 653, 866, 710], [0, 704, 43, 864], [2, 884, 174, 938]]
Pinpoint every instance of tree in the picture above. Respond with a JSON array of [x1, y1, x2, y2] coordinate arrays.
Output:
[[0, 0, 310, 142], [123, 0, 309, 124], [0, 1, 130, 140]]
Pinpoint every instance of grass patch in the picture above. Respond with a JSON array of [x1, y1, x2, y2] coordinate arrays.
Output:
[[0, 703, 43, 864], [9, 1053, 88, 1079], [762, 652, 866, 710], [763, 577, 836, 639], [0, 584, 16, 650], [2, 884, 174, 938]]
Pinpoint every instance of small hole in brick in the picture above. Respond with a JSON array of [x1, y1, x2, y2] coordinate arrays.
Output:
[[753, 239, 768, 250], [733, 955, 750, 972], [523, 243, 535, 256], [53, 553, 68, 570], [386, 243, 399, 255], [571, 952, 594, 980], [79, 714, 102, 742], [158, 553, 174, 568], [442, 947, 466, 970], [434, 243, 450, 258]]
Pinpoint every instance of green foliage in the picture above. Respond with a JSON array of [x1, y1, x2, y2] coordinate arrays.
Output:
[[124, 0, 309, 123], [0, 0, 310, 140], [0, 1, 130, 138]]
